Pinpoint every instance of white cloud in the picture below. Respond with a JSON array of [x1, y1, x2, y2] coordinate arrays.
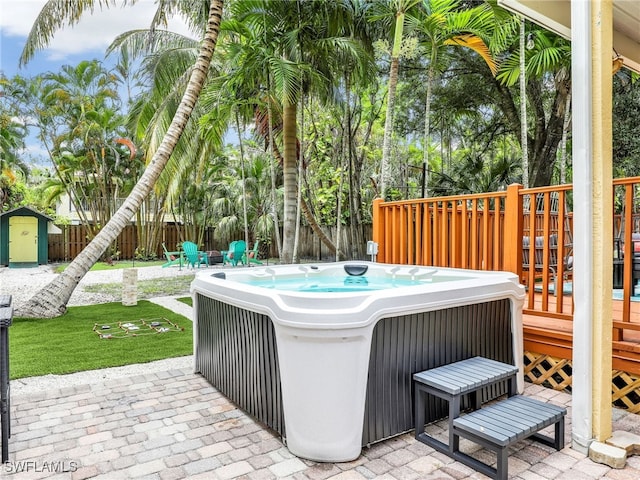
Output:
[[20, 143, 51, 166], [1, 0, 193, 61]]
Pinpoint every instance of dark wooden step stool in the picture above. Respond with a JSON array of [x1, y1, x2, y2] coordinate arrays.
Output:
[[451, 395, 566, 480], [414, 356, 518, 453]]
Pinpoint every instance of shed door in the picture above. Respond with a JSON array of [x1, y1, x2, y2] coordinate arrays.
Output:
[[9, 216, 38, 262]]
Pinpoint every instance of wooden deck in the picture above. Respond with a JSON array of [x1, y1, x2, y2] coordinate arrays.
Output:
[[524, 291, 640, 376]]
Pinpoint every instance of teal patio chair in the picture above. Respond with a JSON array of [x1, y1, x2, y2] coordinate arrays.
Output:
[[222, 240, 246, 266], [243, 241, 263, 265], [182, 241, 208, 268], [162, 243, 183, 268]]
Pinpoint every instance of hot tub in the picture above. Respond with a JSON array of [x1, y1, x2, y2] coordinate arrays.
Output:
[[191, 262, 525, 462]]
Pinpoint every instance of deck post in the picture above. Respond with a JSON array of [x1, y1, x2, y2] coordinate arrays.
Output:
[[503, 184, 524, 276]]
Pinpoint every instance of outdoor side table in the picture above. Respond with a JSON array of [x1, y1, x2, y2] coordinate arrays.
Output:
[[413, 356, 518, 454], [0, 295, 13, 463]]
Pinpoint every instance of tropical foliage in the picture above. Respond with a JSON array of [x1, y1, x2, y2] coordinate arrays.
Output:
[[4, 0, 639, 316]]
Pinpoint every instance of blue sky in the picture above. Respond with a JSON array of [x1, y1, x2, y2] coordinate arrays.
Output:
[[1, 0, 191, 163]]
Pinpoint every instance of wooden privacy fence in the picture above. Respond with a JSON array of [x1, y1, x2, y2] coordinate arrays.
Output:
[[48, 225, 217, 262], [47, 224, 372, 263], [372, 192, 508, 270]]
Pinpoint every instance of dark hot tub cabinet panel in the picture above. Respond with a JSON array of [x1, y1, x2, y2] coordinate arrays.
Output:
[[195, 295, 285, 435]]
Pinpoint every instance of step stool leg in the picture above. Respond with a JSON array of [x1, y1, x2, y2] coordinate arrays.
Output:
[[555, 419, 565, 450], [414, 387, 425, 438], [449, 395, 461, 453], [470, 390, 481, 410], [496, 447, 508, 480]]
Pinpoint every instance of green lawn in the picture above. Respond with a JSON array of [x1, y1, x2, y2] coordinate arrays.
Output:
[[177, 296, 193, 306], [10, 301, 192, 379]]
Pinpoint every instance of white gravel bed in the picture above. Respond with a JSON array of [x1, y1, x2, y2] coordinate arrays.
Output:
[[0, 263, 198, 309]]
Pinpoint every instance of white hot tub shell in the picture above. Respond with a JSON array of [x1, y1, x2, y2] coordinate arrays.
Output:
[[191, 262, 525, 462]]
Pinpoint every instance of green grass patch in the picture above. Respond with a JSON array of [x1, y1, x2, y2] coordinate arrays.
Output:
[[83, 275, 195, 298], [10, 301, 193, 379], [54, 260, 166, 273], [177, 296, 192, 307]]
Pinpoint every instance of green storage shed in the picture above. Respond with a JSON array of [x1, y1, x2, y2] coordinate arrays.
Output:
[[0, 206, 53, 268]]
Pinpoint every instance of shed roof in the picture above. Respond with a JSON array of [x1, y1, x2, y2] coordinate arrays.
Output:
[[0, 206, 53, 222]]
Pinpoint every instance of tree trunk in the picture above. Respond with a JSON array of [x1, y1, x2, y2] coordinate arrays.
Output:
[[528, 81, 568, 186], [281, 101, 298, 263], [266, 93, 283, 260], [559, 92, 572, 184], [293, 95, 305, 264], [380, 11, 405, 200], [16, 0, 225, 318], [271, 138, 336, 257], [422, 61, 435, 197], [380, 55, 400, 200], [519, 17, 529, 188], [300, 196, 336, 256]]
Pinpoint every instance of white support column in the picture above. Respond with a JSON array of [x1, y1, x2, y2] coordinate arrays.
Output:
[[571, 0, 593, 453], [571, 0, 614, 453]]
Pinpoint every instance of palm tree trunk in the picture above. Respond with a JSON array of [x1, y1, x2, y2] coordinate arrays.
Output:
[[16, 0, 225, 318], [422, 61, 435, 197], [235, 113, 250, 262], [300, 196, 336, 255], [281, 101, 298, 264], [560, 92, 572, 184], [519, 17, 529, 188], [345, 72, 357, 258], [336, 158, 346, 262], [380, 55, 400, 200], [292, 94, 305, 264], [266, 98, 283, 260], [379, 10, 405, 200]]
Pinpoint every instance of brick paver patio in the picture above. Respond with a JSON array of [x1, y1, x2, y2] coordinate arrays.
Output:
[[4, 368, 640, 479]]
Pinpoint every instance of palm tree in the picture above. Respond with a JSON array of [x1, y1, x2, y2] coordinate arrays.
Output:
[[417, 0, 498, 197], [39, 60, 127, 236], [221, 0, 368, 263], [17, 0, 225, 318], [210, 147, 279, 248], [368, 0, 421, 200], [0, 114, 29, 206], [0, 110, 28, 211], [1, 76, 33, 196], [109, 19, 222, 253]]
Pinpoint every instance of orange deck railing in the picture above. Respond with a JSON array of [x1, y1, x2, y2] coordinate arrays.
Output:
[[372, 179, 640, 374]]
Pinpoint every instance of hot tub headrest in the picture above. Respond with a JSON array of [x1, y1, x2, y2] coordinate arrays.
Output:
[[344, 264, 368, 276], [211, 272, 226, 280]]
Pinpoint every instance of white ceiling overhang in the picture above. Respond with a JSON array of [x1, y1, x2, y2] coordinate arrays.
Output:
[[499, 0, 640, 74]]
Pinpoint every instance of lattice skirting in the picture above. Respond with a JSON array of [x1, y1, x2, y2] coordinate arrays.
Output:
[[524, 351, 640, 414]]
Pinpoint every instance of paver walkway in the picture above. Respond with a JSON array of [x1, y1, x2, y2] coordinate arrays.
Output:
[[5, 369, 640, 479]]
